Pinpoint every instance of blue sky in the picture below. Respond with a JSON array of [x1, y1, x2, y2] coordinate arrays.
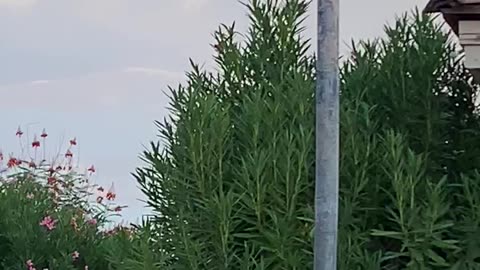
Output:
[[0, 0, 430, 223]]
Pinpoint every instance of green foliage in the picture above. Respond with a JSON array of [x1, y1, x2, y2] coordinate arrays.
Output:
[[135, 2, 480, 270], [0, 130, 137, 270], [102, 220, 172, 270], [0, 172, 106, 269], [136, 0, 314, 269], [339, 10, 480, 269]]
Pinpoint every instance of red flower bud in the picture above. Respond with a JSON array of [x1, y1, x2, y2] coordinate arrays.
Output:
[[7, 157, 17, 168], [16, 126, 23, 137], [106, 192, 116, 201], [70, 138, 77, 146], [29, 160, 36, 168], [32, 135, 40, 148], [40, 128, 48, 138], [47, 177, 56, 185], [96, 196, 103, 204]]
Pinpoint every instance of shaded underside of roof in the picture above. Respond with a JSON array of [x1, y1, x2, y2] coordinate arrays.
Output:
[[424, 0, 480, 13]]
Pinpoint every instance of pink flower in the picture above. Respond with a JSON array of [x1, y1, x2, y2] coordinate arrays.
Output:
[[72, 250, 80, 260], [47, 177, 56, 185], [7, 157, 17, 168], [88, 165, 96, 173], [106, 191, 116, 201], [26, 259, 36, 270], [39, 216, 56, 231], [106, 183, 116, 201], [26, 193, 34, 199], [87, 218, 97, 225]]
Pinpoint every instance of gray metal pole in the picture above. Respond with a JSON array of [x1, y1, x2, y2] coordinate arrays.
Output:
[[314, 0, 339, 269]]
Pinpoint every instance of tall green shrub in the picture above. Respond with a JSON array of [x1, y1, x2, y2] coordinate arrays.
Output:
[[136, 1, 314, 269], [135, 1, 480, 269]]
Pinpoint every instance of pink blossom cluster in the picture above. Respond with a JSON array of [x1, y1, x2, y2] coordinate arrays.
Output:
[[0, 126, 130, 269]]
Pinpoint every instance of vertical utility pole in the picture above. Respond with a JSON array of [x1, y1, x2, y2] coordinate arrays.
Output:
[[314, 0, 339, 269]]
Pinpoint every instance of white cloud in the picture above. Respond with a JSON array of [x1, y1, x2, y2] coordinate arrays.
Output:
[[31, 80, 50, 85], [0, 68, 182, 112], [123, 67, 184, 80]]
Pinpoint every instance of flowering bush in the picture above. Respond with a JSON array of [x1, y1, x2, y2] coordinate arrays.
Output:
[[0, 127, 128, 269]]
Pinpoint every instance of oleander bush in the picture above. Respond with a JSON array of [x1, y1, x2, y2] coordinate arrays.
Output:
[[0, 128, 139, 270], [135, 0, 480, 269]]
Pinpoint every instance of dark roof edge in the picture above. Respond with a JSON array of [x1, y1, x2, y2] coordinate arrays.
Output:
[[423, 8, 439, 13], [423, 0, 441, 13]]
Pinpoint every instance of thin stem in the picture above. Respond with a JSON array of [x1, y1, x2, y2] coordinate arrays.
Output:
[[43, 137, 46, 162]]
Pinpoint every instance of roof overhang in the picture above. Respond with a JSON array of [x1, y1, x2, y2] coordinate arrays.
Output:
[[424, 5, 480, 35]]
